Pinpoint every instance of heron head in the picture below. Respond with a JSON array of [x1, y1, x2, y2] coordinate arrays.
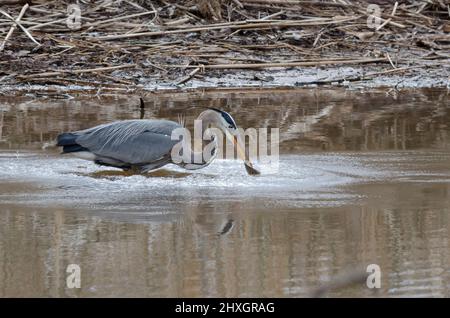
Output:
[[200, 108, 260, 175], [204, 107, 238, 132], [201, 108, 239, 144]]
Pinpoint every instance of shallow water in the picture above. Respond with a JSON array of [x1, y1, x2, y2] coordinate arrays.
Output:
[[0, 88, 449, 297]]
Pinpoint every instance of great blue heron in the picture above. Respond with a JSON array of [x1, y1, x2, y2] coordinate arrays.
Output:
[[56, 108, 260, 175]]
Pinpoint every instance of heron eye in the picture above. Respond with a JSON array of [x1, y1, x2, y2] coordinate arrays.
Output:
[[228, 125, 234, 129]]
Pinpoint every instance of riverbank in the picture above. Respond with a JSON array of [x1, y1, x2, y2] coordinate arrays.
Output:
[[0, 1, 449, 96]]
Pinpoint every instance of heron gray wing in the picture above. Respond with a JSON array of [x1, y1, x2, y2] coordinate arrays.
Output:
[[92, 131, 178, 165], [74, 120, 182, 165], [75, 119, 180, 139]]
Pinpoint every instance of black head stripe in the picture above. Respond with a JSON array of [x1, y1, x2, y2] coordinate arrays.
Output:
[[221, 112, 237, 129], [207, 107, 237, 129]]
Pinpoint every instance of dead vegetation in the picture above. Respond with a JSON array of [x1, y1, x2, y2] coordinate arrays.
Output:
[[0, 0, 449, 94]]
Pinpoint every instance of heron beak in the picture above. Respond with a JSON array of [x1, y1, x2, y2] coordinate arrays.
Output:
[[234, 135, 247, 162], [224, 130, 245, 160]]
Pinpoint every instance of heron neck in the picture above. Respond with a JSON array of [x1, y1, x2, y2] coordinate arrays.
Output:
[[197, 111, 218, 132], [181, 135, 217, 170], [182, 112, 218, 170]]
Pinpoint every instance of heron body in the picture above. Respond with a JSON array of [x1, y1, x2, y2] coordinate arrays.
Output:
[[58, 119, 186, 172], [55, 108, 261, 174]]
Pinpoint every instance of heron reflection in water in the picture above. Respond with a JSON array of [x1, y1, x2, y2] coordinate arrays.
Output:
[[56, 107, 259, 175]]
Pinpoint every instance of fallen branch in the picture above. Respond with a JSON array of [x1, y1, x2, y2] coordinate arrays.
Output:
[[175, 67, 201, 85], [0, 4, 31, 51], [96, 16, 360, 40], [165, 58, 388, 69], [17, 64, 137, 79]]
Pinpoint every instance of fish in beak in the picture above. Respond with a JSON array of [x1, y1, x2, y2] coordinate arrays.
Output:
[[225, 130, 260, 175]]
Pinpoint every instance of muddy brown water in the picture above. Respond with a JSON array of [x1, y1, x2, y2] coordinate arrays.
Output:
[[0, 88, 449, 297]]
